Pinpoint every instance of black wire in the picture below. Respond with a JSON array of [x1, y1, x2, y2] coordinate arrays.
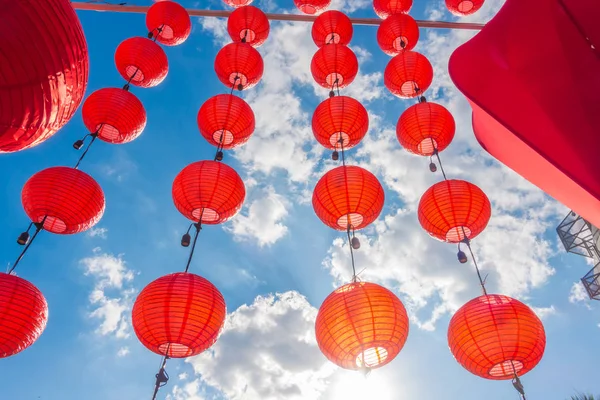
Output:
[[74, 134, 97, 169], [460, 227, 487, 295], [346, 227, 357, 281], [8, 218, 46, 275], [184, 215, 203, 273], [430, 139, 448, 180], [151, 354, 169, 400]]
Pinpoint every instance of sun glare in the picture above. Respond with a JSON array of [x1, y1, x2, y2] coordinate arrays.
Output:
[[331, 371, 394, 400]]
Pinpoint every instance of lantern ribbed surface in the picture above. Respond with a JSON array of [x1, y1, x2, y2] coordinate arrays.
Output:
[[397, 102, 455, 156], [294, 0, 331, 15], [384, 51, 433, 99], [312, 165, 384, 231], [312, 10, 353, 47], [373, 0, 413, 19], [446, 0, 485, 16], [223, 0, 253, 8], [315, 281, 409, 370], [115, 37, 168, 88], [21, 167, 106, 235], [377, 13, 420, 56], [146, 0, 191, 46], [227, 6, 270, 48], [197, 94, 255, 149], [132, 272, 226, 358], [0, 0, 88, 153], [82, 88, 147, 144], [418, 179, 491, 243], [311, 45, 358, 89], [448, 294, 546, 380], [0, 273, 48, 358], [312, 96, 368, 150], [172, 160, 246, 224], [214, 43, 264, 90]]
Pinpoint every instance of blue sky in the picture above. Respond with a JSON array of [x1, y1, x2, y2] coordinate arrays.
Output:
[[1, 0, 599, 399]]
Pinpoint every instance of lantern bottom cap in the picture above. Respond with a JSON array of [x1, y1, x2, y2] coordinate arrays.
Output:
[[356, 346, 389, 368], [158, 341, 194, 358], [490, 359, 524, 378]]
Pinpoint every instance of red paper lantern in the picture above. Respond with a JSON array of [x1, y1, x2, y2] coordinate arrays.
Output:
[[313, 166, 384, 231], [311, 44, 358, 90], [448, 294, 546, 380], [294, 0, 331, 15], [396, 101, 455, 156], [312, 96, 368, 150], [21, 167, 105, 235], [227, 6, 270, 48], [312, 10, 353, 47], [0, 273, 48, 358], [418, 179, 491, 243], [0, 0, 89, 153], [197, 94, 255, 149], [373, 0, 413, 19], [172, 160, 245, 224], [146, 0, 191, 46], [214, 43, 264, 91], [384, 51, 433, 98], [377, 13, 419, 56], [82, 88, 147, 144], [115, 37, 169, 88], [315, 281, 409, 370], [132, 272, 226, 358], [446, 0, 485, 16], [222, 0, 253, 8]]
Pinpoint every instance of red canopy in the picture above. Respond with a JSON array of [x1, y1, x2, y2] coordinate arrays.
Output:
[[115, 37, 168, 88], [214, 43, 264, 90], [146, 0, 191, 46], [227, 6, 270, 48], [197, 94, 255, 149], [311, 44, 358, 90], [312, 10, 353, 47]]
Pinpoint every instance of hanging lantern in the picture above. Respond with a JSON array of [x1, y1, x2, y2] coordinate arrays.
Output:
[[312, 96, 368, 150], [312, 10, 353, 47], [313, 166, 384, 231], [0, 0, 89, 153], [311, 44, 359, 90], [418, 179, 491, 243], [384, 51, 433, 98], [82, 88, 147, 144], [373, 0, 413, 19], [227, 6, 270, 48], [222, 0, 253, 8], [214, 43, 264, 91], [446, 0, 485, 16], [197, 94, 255, 149], [396, 102, 455, 156], [448, 294, 546, 379], [146, 0, 191, 46], [115, 37, 169, 88], [294, 0, 331, 15], [316, 281, 409, 370], [132, 272, 226, 358], [377, 13, 419, 56], [21, 167, 105, 235]]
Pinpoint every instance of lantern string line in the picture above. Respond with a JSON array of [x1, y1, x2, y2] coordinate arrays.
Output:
[[346, 225, 358, 281], [151, 352, 170, 400], [429, 138, 448, 180], [8, 216, 47, 275], [213, 80, 239, 161], [511, 361, 527, 400], [184, 211, 204, 273], [460, 226, 487, 296], [74, 131, 98, 169]]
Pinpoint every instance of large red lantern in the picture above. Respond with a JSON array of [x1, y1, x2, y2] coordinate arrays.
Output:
[[227, 6, 270, 48], [418, 179, 491, 243], [222, 0, 253, 8], [396, 101, 455, 156], [146, 0, 191, 46], [315, 281, 409, 370], [446, 0, 485, 16], [115, 37, 169, 88], [132, 272, 226, 358], [197, 94, 255, 149], [311, 45, 358, 90], [214, 43, 264, 91], [384, 51, 433, 98], [373, 0, 413, 19], [448, 294, 546, 380], [0, 0, 89, 153], [294, 0, 331, 15], [312, 96, 368, 150], [21, 167, 106, 235], [377, 13, 419, 56], [0, 273, 48, 358], [311, 10, 353, 47]]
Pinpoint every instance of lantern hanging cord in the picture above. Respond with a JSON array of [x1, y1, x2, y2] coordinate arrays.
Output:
[[460, 227, 487, 296], [346, 225, 358, 282], [8, 217, 46, 275], [74, 131, 98, 169], [430, 138, 448, 180], [151, 353, 170, 400], [123, 67, 141, 90], [148, 24, 164, 42], [184, 212, 203, 273], [511, 361, 527, 400]]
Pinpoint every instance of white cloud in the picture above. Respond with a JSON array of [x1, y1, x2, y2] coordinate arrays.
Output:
[[178, 373, 188, 381], [529, 305, 556, 320], [87, 227, 108, 239], [167, 379, 207, 400], [117, 346, 130, 357], [569, 281, 590, 304]]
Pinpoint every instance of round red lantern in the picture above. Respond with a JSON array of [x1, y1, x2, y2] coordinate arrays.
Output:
[[418, 179, 491, 243], [377, 13, 419, 56], [222, 0, 253, 8], [227, 6, 270, 48], [448, 294, 546, 380], [0, 273, 48, 358], [214, 43, 264, 91], [384, 51, 433, 98], [146, 0, 191, 46], [132, 272, 226, 358], [82, 88, 147, 144], [294, 0, 331, 15], [21, 167, 105, 235], [0, 0, 89, 153], [115, 37, 169, 88], [316, 281, 409, 370], [197, 94, 255, 149], [312, 10, 353, 47], [311, 44, 358, 90], [373, 0, 413, 19], [312, 96, 368, 150], [446, 0, 485, 16], [396, 101, 455, 156]]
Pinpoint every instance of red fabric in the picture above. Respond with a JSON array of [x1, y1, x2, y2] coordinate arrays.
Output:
[[315, 282, 409, 370], [21, 167, 105, 235], [396, 101, 455, 156], [384, 51, 433, 98], [197, 94, 255, 149], [312, 10, 353, 47], [132, 272, 226, 358], [449, 0, 600, 228], [312, 96, 368, 150], [115, 37, 168, 88], [312, 165, 384, 231], [294, 0, 331, 15], [227, 6, 270, 48], [82, 88, 147, 144], [146, 0, 191, 46], [0, 273, 48, 358], [373, 0, 413, 19], [172, 160, 245, 224], [214, 43, 264, 90], [377, 14, 419, 56], [445, 0, 485, 16], [311, 45, 358, 89], [448, 294, 546, 380], [0, 0, 88, 153], [222, 0, 253, 8], [418, 179, 491, 243]]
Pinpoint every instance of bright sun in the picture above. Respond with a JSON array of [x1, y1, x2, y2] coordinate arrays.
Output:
[[331, 371, 394, 400]]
